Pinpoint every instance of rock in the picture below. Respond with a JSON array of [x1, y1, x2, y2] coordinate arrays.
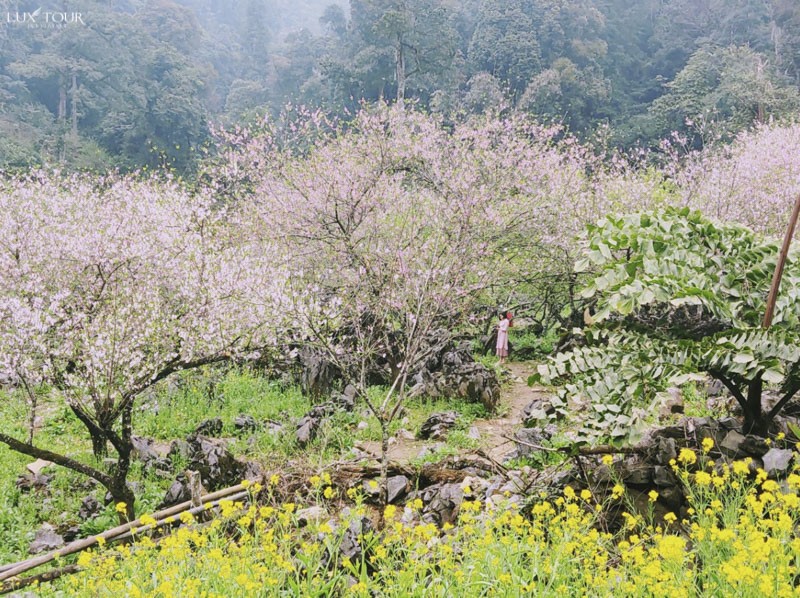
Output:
[[264, 420, 284, 435], [186, 436, 250, 490], [418, 412, 458, 440], [15, 472, 53, 493], [653, 466, 677, 487], [409, 346, 501, 412], [396, 428, 415, 441], [467, 426, 481, 440], [416, 443, 444, 460], [28, 524, 64, 554], [657, 485, 684, 511], [131, 436, 161, 464], [234, 414, 259, 434], [652, 437, 677, 466], [504, 426, 556, 461], [61, 525, 82, 543], [159, 475, 193, 508], [297, 506, 327, 526], [296, 395, 356, 447], [616, 459, 652, 486], [26, 459, 52, 476], [298, 347, 338, 398], [78, 495, 101, 520], [338, 517, 375, 561], [658, 387, 684, 418], [762, 448, 794, 476], [194, 418, 224, 437], [357, 421, 369, 431], [521, 399, 555, 425], [387, 475, 410, 504], [420, 483, 464, 526], [168, 439, 192, 462], [720, 430, 769, 457], [705, 378, 725, 397]]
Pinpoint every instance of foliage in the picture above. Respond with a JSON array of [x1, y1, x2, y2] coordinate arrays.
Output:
[[532, 208, 800, 442], [50, 451, 800, 596]]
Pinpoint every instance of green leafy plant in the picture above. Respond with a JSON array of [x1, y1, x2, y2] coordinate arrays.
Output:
[[531, 208, 800, 441]]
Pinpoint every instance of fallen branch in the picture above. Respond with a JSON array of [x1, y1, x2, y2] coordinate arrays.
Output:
[[0, 483, 248, 583], [0, 564, 80, 594], [501, 435, 646, 456]]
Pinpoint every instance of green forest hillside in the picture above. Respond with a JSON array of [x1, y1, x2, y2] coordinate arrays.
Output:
[[2, 0, 800, 172]]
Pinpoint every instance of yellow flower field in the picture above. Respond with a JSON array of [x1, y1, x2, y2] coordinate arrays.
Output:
[[47, 448, 800, 597]]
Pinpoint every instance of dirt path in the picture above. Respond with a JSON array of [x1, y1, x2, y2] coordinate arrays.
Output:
[[473, 362, 549, 462], [357, 361, 548, 464]]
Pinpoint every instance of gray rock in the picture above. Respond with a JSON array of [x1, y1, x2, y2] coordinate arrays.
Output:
[[653, 466, 677, 487], [658, 387, 684, 418], [297, 506, 326, 526], [388, 475, 410, 504], [762, 448, 794, 476], [505, 427, 555, 461], [78, 495, 101, 520], [521, 399, 555, 425], [131, 435, 161, 464], [418, 412, 459, 440], [420, 483, 464, 526], [720, 430, 769, 457], [233, 414, 258, 434], [29, 524, 64, 554], [617, 459, 652, 486], [653, 437, 677, 465], [467, 426, 481, 440], [720, 430, 747, 455], [705, 378, 725, 397], [194, 418, 224, 437], [338, 517, 375, 561], [186, 436, 252, 491]]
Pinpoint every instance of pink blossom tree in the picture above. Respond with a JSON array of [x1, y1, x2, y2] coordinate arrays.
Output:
[[0, 172, 280, 520]]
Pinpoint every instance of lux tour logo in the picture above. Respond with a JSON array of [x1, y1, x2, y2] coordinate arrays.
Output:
[[5, 7, 86, 28]]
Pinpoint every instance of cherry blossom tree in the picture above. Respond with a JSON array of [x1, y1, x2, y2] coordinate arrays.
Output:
[[0, 172, 281, 519]]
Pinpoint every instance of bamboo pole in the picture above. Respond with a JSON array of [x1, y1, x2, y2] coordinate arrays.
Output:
[[763, 192, 800, 329], [0, 483, 248, 583]]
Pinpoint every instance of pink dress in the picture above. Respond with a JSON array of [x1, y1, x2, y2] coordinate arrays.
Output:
[[496, 318, 510, 357]]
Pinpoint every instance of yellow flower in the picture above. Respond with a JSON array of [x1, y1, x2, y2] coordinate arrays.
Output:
[[580, 489, 592, 501], [139, 514, 157, 527], [95, 536, 106, 547], [323, 486, 336, 499], [694, 471, 711, 486], [115, 502, 128, 514], [648, 490, 659, 502], [678, 448, 697, 465], [269, 473, 280, 486], [601, 454, 613, 466], [702, 437, 714, 453], [663, 512, 677, 523], [384, 504, 397, 519]]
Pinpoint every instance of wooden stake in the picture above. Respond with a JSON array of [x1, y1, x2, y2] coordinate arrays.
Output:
[[763, 192, 800, 329]]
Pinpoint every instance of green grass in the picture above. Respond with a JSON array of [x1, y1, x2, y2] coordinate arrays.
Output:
[[0, 367, 500, 564]]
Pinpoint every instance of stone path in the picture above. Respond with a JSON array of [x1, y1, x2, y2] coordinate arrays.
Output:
[[357, 361, 549, 464]]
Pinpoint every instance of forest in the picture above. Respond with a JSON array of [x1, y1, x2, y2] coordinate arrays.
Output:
[[2, 1, 800, 597], [2, 0, 800, 172]]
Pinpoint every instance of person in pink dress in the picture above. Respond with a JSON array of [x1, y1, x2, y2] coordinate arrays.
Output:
[[496, 313, 510, 364]]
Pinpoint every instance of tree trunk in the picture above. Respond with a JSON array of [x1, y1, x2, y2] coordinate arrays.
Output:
[[58, 74, 67, 121], [742, 376, 767, 436], [395, 36, 406, 104], [70, 72, 78, 138]]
